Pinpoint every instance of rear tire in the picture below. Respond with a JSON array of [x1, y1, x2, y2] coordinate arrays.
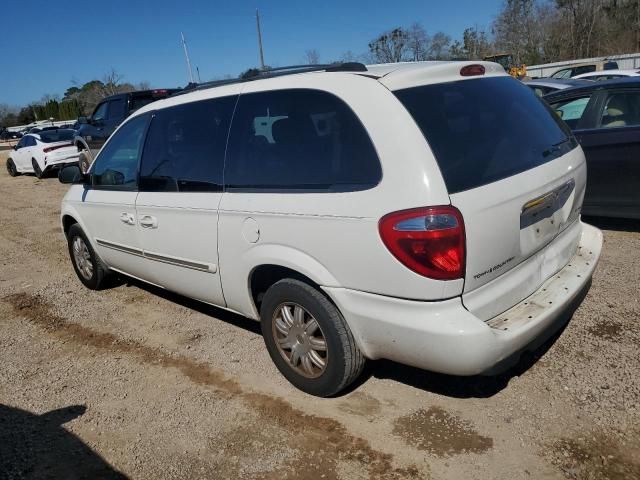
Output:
[[67, 224, 110, 290], [6, 159, 18, 177], [32, 158, 44, 179], [260, 278, 365, 397]]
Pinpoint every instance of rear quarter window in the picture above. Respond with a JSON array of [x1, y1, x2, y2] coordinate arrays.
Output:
[[225, 89, 381, 191], [394, 77, 576, 194]]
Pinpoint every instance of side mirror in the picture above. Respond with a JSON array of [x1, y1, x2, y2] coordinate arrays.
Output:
[[58, 164, 86, 184], [555, 110, 564, 119], [77, 116, 88, 125], [13, 145, 19, 150]]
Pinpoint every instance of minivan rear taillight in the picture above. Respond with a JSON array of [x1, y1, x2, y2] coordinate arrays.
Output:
[[379, 206, 465, 280]]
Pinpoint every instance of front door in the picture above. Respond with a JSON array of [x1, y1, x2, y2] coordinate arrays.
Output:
[[135, 95, 237, 306], [76, 113, 150, 280], [11, 136, 32, 172], [85, 101, 110, 154]]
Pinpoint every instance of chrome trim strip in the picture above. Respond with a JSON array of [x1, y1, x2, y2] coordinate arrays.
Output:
[[143, 251, 211, 273], [95, 238, 143, 257], [95, 239, 213, 273]]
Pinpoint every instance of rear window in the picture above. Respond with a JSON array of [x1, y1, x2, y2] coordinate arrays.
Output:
[[38, 129, 74, 143], [394, 77, 577, 194], [130, 95, 156, 112], [130, 91, 173, 112]]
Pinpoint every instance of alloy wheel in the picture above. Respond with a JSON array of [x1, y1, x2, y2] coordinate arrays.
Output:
[[72, 236, 94, 280]]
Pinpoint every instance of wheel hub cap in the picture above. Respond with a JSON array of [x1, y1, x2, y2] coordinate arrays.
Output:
[[272, 303, 328, 378], [72, 237, 94, 280]]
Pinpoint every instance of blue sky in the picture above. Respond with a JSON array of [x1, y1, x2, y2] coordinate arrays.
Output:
[[2, 0, 502, 106]]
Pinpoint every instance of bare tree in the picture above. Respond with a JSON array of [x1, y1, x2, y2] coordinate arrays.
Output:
[[368, 27, 410, 63], [340, 50, 358, 62], [493, 0, 542, 64], [305, 49, 321, 64], [428, 32, 452, 60], [407, 23, 430, 61], [461, 26, 492, 59], [101, 68, 125, 97]]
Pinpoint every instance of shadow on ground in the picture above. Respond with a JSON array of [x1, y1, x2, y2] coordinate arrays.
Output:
[[355, 280, 591, 398], [583, 215, 640, 233], [122, 278, 261, 336], [117, 266, 591, 400], [0, 404, 127, 479]]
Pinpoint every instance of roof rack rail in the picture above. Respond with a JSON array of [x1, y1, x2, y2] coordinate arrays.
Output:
[[173, 62, 368, 97]]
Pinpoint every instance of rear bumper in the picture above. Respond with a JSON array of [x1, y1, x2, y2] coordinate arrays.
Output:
[[324, 221, 602, 375], [43, 153, 79, 171]]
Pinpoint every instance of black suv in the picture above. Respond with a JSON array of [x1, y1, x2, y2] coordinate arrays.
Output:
[[75, 89, 178, 171]]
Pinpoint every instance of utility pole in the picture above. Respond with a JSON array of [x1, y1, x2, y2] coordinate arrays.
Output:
[[256, 9, 265, 70], [181, 32, 195, 84]]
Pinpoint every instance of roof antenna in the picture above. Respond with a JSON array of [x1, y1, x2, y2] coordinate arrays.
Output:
[[181, 32, 195, 83], [256, 9, 265, 70]]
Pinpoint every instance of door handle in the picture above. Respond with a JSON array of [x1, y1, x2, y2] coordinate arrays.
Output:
[[120, 213, 135, 225], [139, 215, 158, 229]]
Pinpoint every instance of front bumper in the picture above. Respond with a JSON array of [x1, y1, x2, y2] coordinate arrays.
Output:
[[324, 222, 603, 376]]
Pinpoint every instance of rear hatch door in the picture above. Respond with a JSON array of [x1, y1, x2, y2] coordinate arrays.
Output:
[[393, 75, 585, 320]]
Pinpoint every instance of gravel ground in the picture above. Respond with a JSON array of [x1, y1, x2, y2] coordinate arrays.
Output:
[[0, 156, 638, 479]]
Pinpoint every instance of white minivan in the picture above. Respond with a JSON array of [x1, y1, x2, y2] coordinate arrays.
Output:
[[59, 61, 603, 396]]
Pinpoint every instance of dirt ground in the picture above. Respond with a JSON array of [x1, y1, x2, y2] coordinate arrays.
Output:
[[0, 154, 639, 479]]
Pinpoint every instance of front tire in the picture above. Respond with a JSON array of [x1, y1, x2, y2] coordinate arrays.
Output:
[[67, 224, 109, 290], [78, 150, 92, 174], [32, 158, 44, 179], [6, 159, 19, 177], [260, 278, 365, 397]]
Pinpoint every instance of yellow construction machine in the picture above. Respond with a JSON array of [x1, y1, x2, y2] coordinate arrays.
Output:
[[483, 53, 527, 79]]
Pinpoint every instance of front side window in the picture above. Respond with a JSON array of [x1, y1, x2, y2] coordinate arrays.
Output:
[[549, 96, 592, 129], [225, 89, 381, 191], [139, 96, 237, 192], [600, 92, 640, 128], [25, 136, 37, 147], [551, 69, 571, 79], [16, 136, 26, 149], [92, 102, 108, 122], [108, 98, 126, 120], [92, 114, 148, 189]]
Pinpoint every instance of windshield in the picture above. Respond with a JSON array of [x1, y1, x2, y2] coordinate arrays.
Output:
[[38, 129, 75, 143], [394, 76, 576, 194]]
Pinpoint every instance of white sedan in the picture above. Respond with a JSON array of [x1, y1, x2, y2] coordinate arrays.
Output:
[[573, 69, 640, 81], [6, 129, 79, 179]]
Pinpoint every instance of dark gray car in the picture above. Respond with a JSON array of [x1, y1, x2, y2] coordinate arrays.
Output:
[[545, 77, 640, 219]]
